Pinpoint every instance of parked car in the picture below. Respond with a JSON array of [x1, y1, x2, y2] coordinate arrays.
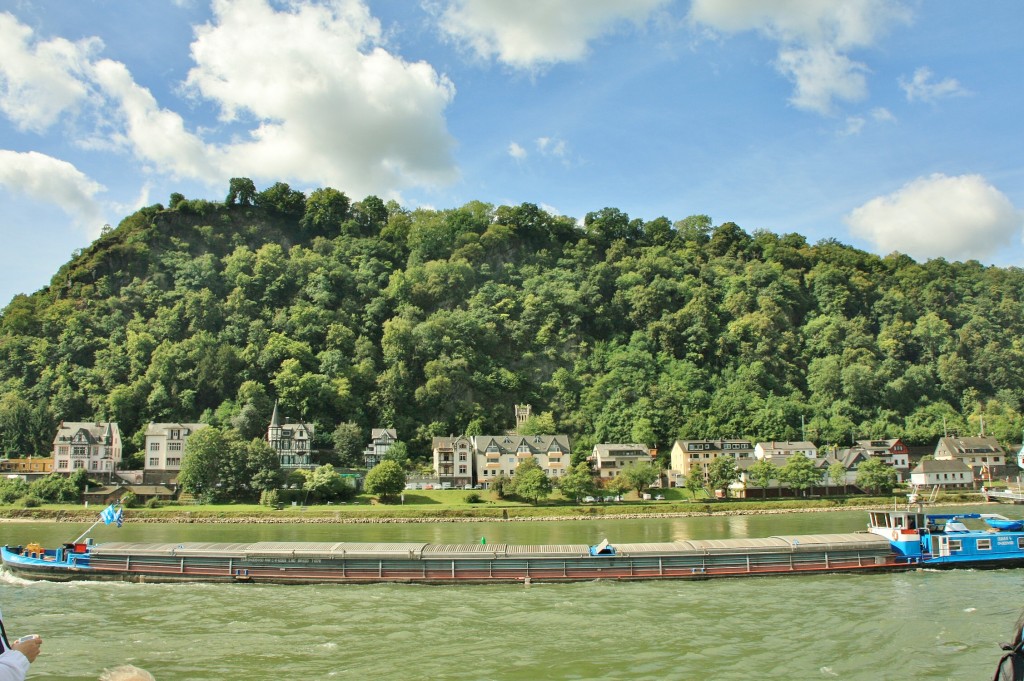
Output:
[[654, 494, 665, 500], [582, 496, 596, 503]]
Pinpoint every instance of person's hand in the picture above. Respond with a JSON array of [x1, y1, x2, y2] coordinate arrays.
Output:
[[11, 635, 42, 662]]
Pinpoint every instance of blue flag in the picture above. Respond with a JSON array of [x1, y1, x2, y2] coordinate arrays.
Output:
[[100, 504, 123, 527]]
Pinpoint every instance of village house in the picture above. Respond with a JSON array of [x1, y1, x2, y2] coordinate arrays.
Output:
[[363, 428, 398, 468], [143, 422, 207, 484], [933, 435, 1006, 480], [853, 438, 910, 470], [754, 440, 818, 460], [589, 443, 654, 480], [910, 459, 974, 489], [474, 433, 572, 487], [432, 435, 474, 489], [267, 401, 314, 470], [0, 456, 53, 480], [52, 421, 121, 476], [668, 439, 755, 487]]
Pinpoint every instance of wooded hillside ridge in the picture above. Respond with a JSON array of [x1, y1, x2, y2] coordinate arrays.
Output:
[[1, 179, 1022, 465]]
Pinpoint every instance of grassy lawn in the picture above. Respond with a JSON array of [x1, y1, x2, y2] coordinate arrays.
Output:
[[0, 486, 985, 522]]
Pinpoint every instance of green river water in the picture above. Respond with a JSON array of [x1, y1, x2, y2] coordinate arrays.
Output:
[[1, 507, 1021, 681]]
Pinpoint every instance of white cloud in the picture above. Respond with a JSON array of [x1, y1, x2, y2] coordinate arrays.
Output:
[[871, 106, 895, 122], [0, 3, 459, 204], [187, 0, 458, 197], [845, 174, 1022, 261], [508, 142, 527, 159], [92, 59, 218, 182], [777, 45, 867, 113], [0, 150, 105, 227], [0, 12, 100, 133], [436, 0, 670, 69], [842, 116, 865, 136], [536, 136, 567, 157], [899, 66, 967, 102], [690, 0, 911, 114]]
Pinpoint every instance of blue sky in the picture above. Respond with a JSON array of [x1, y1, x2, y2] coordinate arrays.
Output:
[[1, 0, 1022, 307]]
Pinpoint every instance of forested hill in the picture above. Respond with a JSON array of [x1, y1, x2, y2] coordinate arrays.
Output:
[[1, 180, 1023, 463]]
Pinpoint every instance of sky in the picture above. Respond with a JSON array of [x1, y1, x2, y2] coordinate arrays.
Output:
[[1, 0, 1022, 307]]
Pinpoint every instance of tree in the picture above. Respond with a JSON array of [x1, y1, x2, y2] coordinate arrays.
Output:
[[332, 422, 364, 468], [706, 456, 739, 499], [620, 461, 660, 494], [828, 460, 848, 494], [604, 474, 632, 499], [179, 427, 224, 502], [748, 459, 779, 499], [382, 440, 409, 466], [856, 457, 898, 495], [518, 411, 557, 436], [511, 456, 551, 505], [303, 464, 355, 503], [684, 473, 706, 499], [301, 187, 350, 235], [490, 473, 512, 499], [557, 462, 596, 502], [364, 460, 406, 500], [225, 177, 257, 206], [778, 455, 822, 497]]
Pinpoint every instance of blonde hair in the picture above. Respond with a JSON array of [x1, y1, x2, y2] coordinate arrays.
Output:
[[99, 665, 156, 681]]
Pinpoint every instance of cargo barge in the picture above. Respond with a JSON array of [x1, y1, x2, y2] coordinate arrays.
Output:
[[0, 532, 899, 584], [6, 508, 1024, 584]]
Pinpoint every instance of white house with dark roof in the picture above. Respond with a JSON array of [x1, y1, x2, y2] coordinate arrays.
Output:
[[754, 441, 818, 460], [590, 443, 653, 480], [144, 422, 207, 483], [910, 459, 974, 489], [267, 401, 314, 470], [474, 433, 571, 487], [432, 435, 474, 488], [52, 421, 122, 475], [933, 436, 1005, 479], [364, 428, 398, 468]]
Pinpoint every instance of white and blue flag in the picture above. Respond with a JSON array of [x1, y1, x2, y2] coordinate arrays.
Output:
[[100, 503, 123, 527]]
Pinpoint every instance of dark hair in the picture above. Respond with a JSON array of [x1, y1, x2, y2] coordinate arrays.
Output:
[[993, 610, 1024, 681]]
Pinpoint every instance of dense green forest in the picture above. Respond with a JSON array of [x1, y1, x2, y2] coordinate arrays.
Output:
[[1, 179, 1022, 465]]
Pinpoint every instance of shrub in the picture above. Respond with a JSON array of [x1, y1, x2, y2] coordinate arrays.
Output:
[[465, 492, 482, 504], [260, 489, 280, 507], [145, 496, 162, 509], [21, 496, 41, 508], [120, 491, 138, 508]]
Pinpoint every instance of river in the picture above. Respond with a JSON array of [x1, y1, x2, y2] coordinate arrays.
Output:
[[1, 507, 1020, 680]]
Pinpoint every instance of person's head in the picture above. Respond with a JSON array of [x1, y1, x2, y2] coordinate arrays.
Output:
[[99, 664, 156, 681]]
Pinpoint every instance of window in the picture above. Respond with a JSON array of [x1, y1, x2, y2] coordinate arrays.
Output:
[[459, 453, 467, 461], [170, 429, 181, 439], [73, 460, 84, 469], [149, 442, 160, 452], [949, 540, 962, 551], [167, 458, 180, 467], [149, 458, 159, 467], [459, 466, 467, 474], [1017, 537, 1024, 550], [168, 442, 182, 452], [977, 538, 992, 551], [57, 460, 68, 469]]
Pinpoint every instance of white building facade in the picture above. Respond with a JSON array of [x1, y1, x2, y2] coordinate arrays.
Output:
[[52, 421, 122, 474]]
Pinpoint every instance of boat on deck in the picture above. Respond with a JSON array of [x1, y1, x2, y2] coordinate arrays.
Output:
[[1, 532, 900, 584], [867, 510, 1024, 568]]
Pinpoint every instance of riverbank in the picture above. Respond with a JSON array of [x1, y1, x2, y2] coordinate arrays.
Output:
[[0, 493, 988, 524]]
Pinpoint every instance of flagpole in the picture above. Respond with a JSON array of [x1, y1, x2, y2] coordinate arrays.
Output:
[[72, 518, 106, 544], [72, 503, 123, 544]]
